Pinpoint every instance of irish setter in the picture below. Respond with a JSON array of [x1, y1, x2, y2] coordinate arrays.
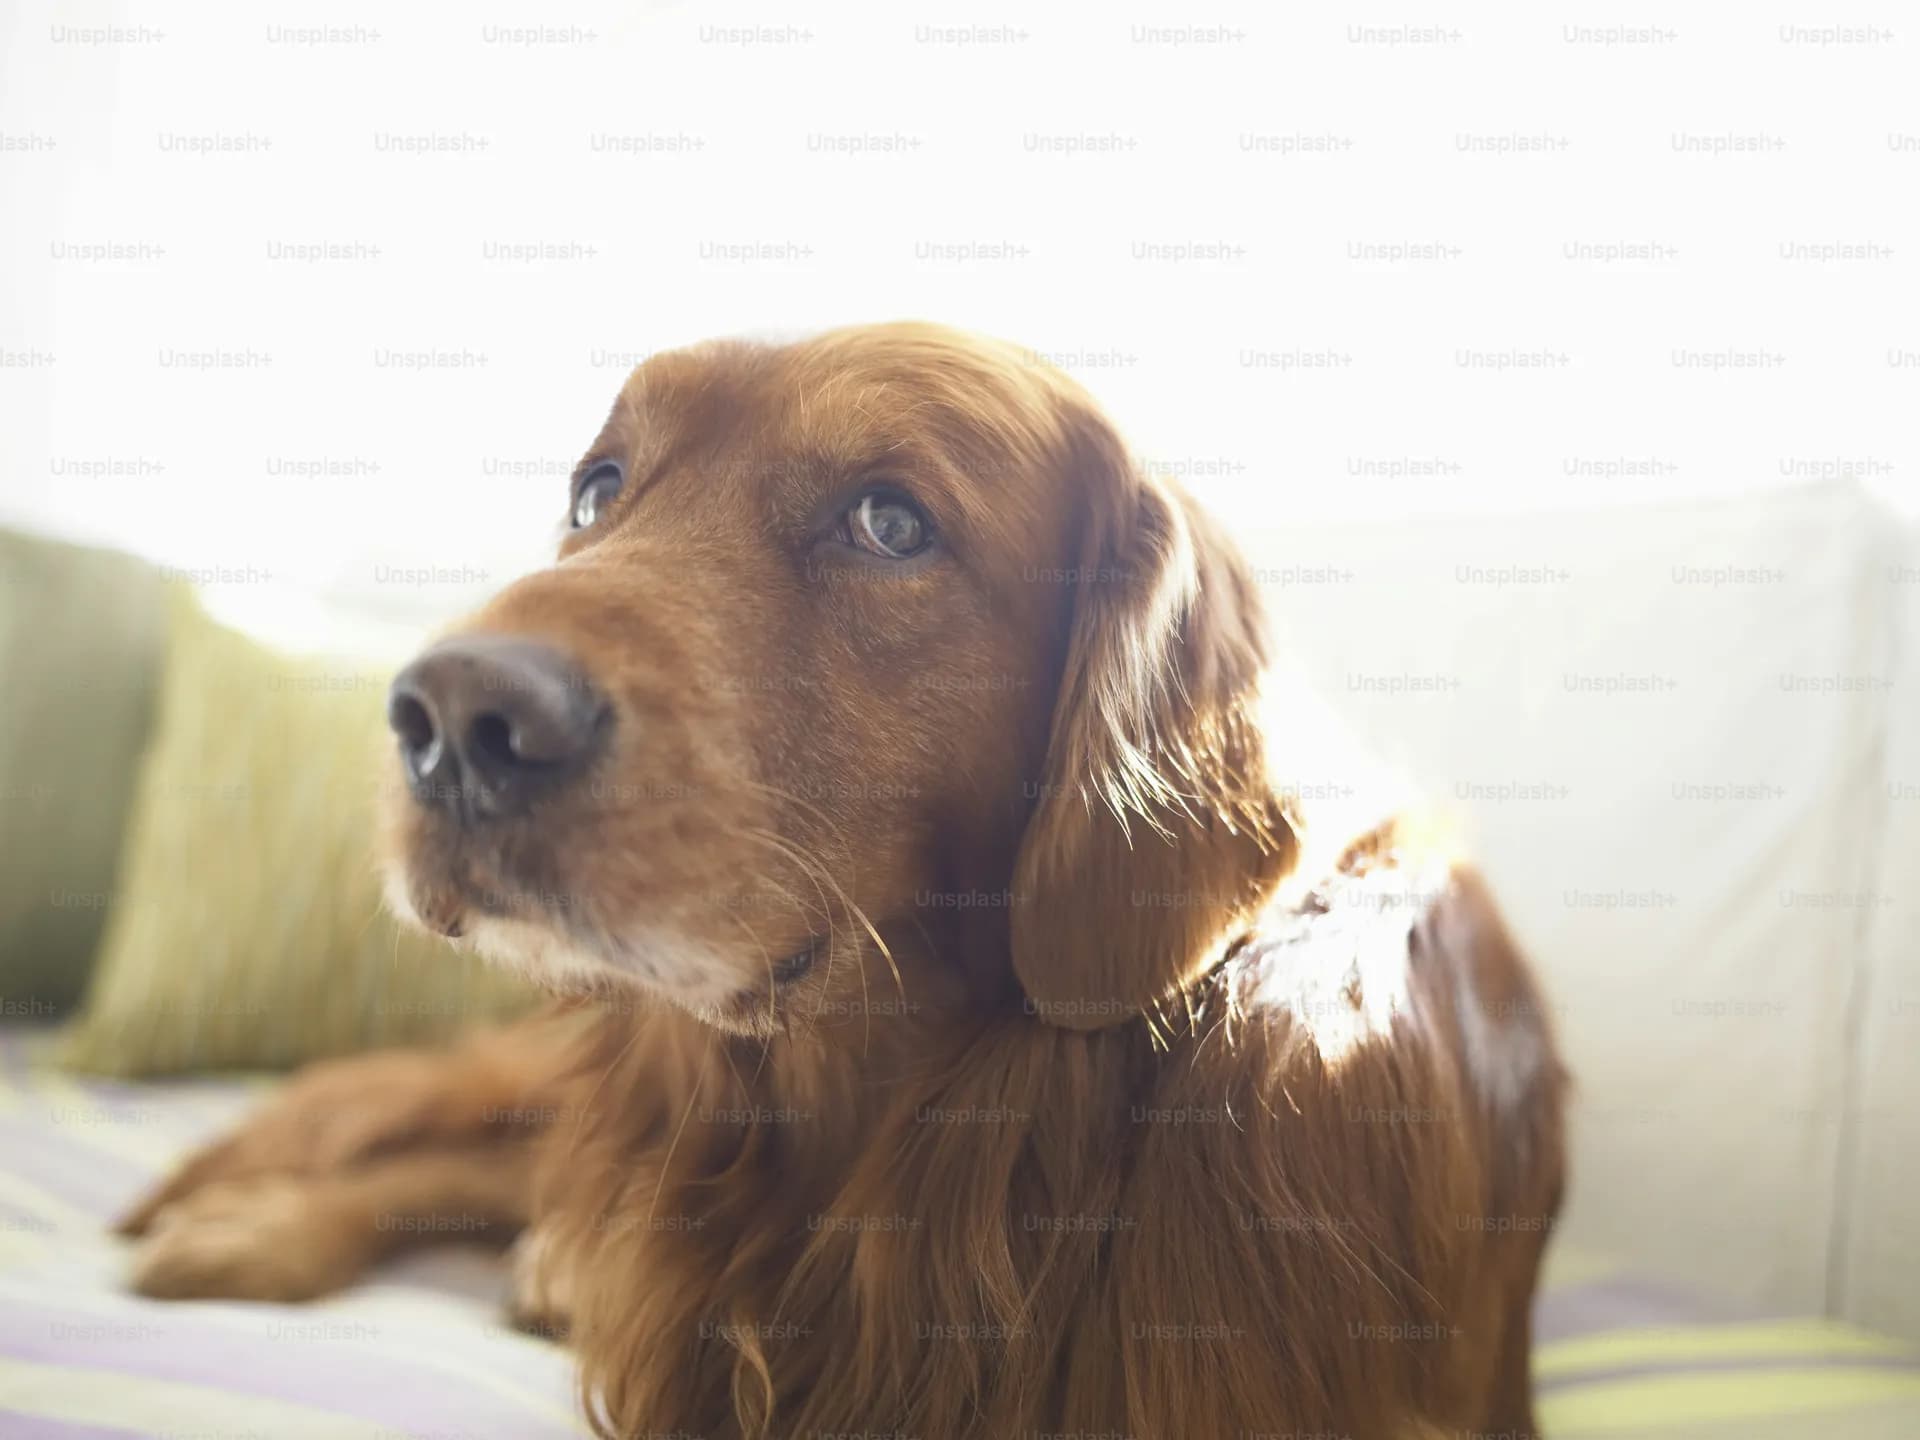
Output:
[[121, 323, 1566, 1439]]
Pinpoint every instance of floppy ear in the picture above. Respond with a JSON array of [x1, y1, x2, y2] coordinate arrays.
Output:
[[1011, 415, 1299, 1028]]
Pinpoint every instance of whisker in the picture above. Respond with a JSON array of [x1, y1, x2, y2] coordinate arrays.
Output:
[[564, 1006, 645, 1161], [746, 826, 906, 1041], [646, 1034, 711, 1229], [722, 909, 781, 1042], [726, 829, 846, 1045], [739, 826, 840, 955]]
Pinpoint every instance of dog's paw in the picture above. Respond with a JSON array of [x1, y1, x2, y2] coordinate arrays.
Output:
[[127, 1177, 370, 1302], [505, 1226, 573, 1341], [118, 1048, 475, 1237]]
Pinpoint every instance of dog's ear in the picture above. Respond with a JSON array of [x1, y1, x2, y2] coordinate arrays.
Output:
[[1010, 410, 1299, 1029]]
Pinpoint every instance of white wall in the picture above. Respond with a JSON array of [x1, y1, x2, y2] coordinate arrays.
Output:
[[3, 0, 1914, 646]]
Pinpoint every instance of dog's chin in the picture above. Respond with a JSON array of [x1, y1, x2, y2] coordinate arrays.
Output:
[[381, 863, 808, 1037]]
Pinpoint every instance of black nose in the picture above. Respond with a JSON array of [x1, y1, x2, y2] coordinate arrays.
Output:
[[387, 636, 609, 822]]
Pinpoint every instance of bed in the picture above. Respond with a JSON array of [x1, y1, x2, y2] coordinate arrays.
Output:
[[2, 1027, 1915, 1439]]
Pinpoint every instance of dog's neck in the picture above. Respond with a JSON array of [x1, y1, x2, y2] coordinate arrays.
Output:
[[573, 839, 1341, 1179]]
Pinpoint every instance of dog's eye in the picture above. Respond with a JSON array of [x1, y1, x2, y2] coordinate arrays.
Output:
[[846, 492, 931, 559], [571, 463, 623, 529]]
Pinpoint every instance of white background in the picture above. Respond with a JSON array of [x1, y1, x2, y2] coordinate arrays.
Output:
[[2, 0, 1914, 644]]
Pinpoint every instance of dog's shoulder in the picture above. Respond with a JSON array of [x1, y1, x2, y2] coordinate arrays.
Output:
[[1198, 814, 1566, 1130]]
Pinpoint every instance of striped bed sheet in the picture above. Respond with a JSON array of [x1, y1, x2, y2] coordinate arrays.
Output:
[[2, 1026, 1915, 1439]]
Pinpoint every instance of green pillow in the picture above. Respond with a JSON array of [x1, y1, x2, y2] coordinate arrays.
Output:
[[0, 529, 168, 1017], [60, 587, 538, 1074]]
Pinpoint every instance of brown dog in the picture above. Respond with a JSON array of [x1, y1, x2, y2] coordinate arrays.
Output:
[[122, 323, 1566, 1439]]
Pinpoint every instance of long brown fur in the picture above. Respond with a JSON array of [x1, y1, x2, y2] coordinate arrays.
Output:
[[122, 323, 1567, 1440]]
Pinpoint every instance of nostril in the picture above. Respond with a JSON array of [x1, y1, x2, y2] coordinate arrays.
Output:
[[468, 711, 520, 772], [388, 690, 442, 776]]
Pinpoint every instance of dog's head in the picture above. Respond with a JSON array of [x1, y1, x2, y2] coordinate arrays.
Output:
[[382, 324, 1298, 1037]]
